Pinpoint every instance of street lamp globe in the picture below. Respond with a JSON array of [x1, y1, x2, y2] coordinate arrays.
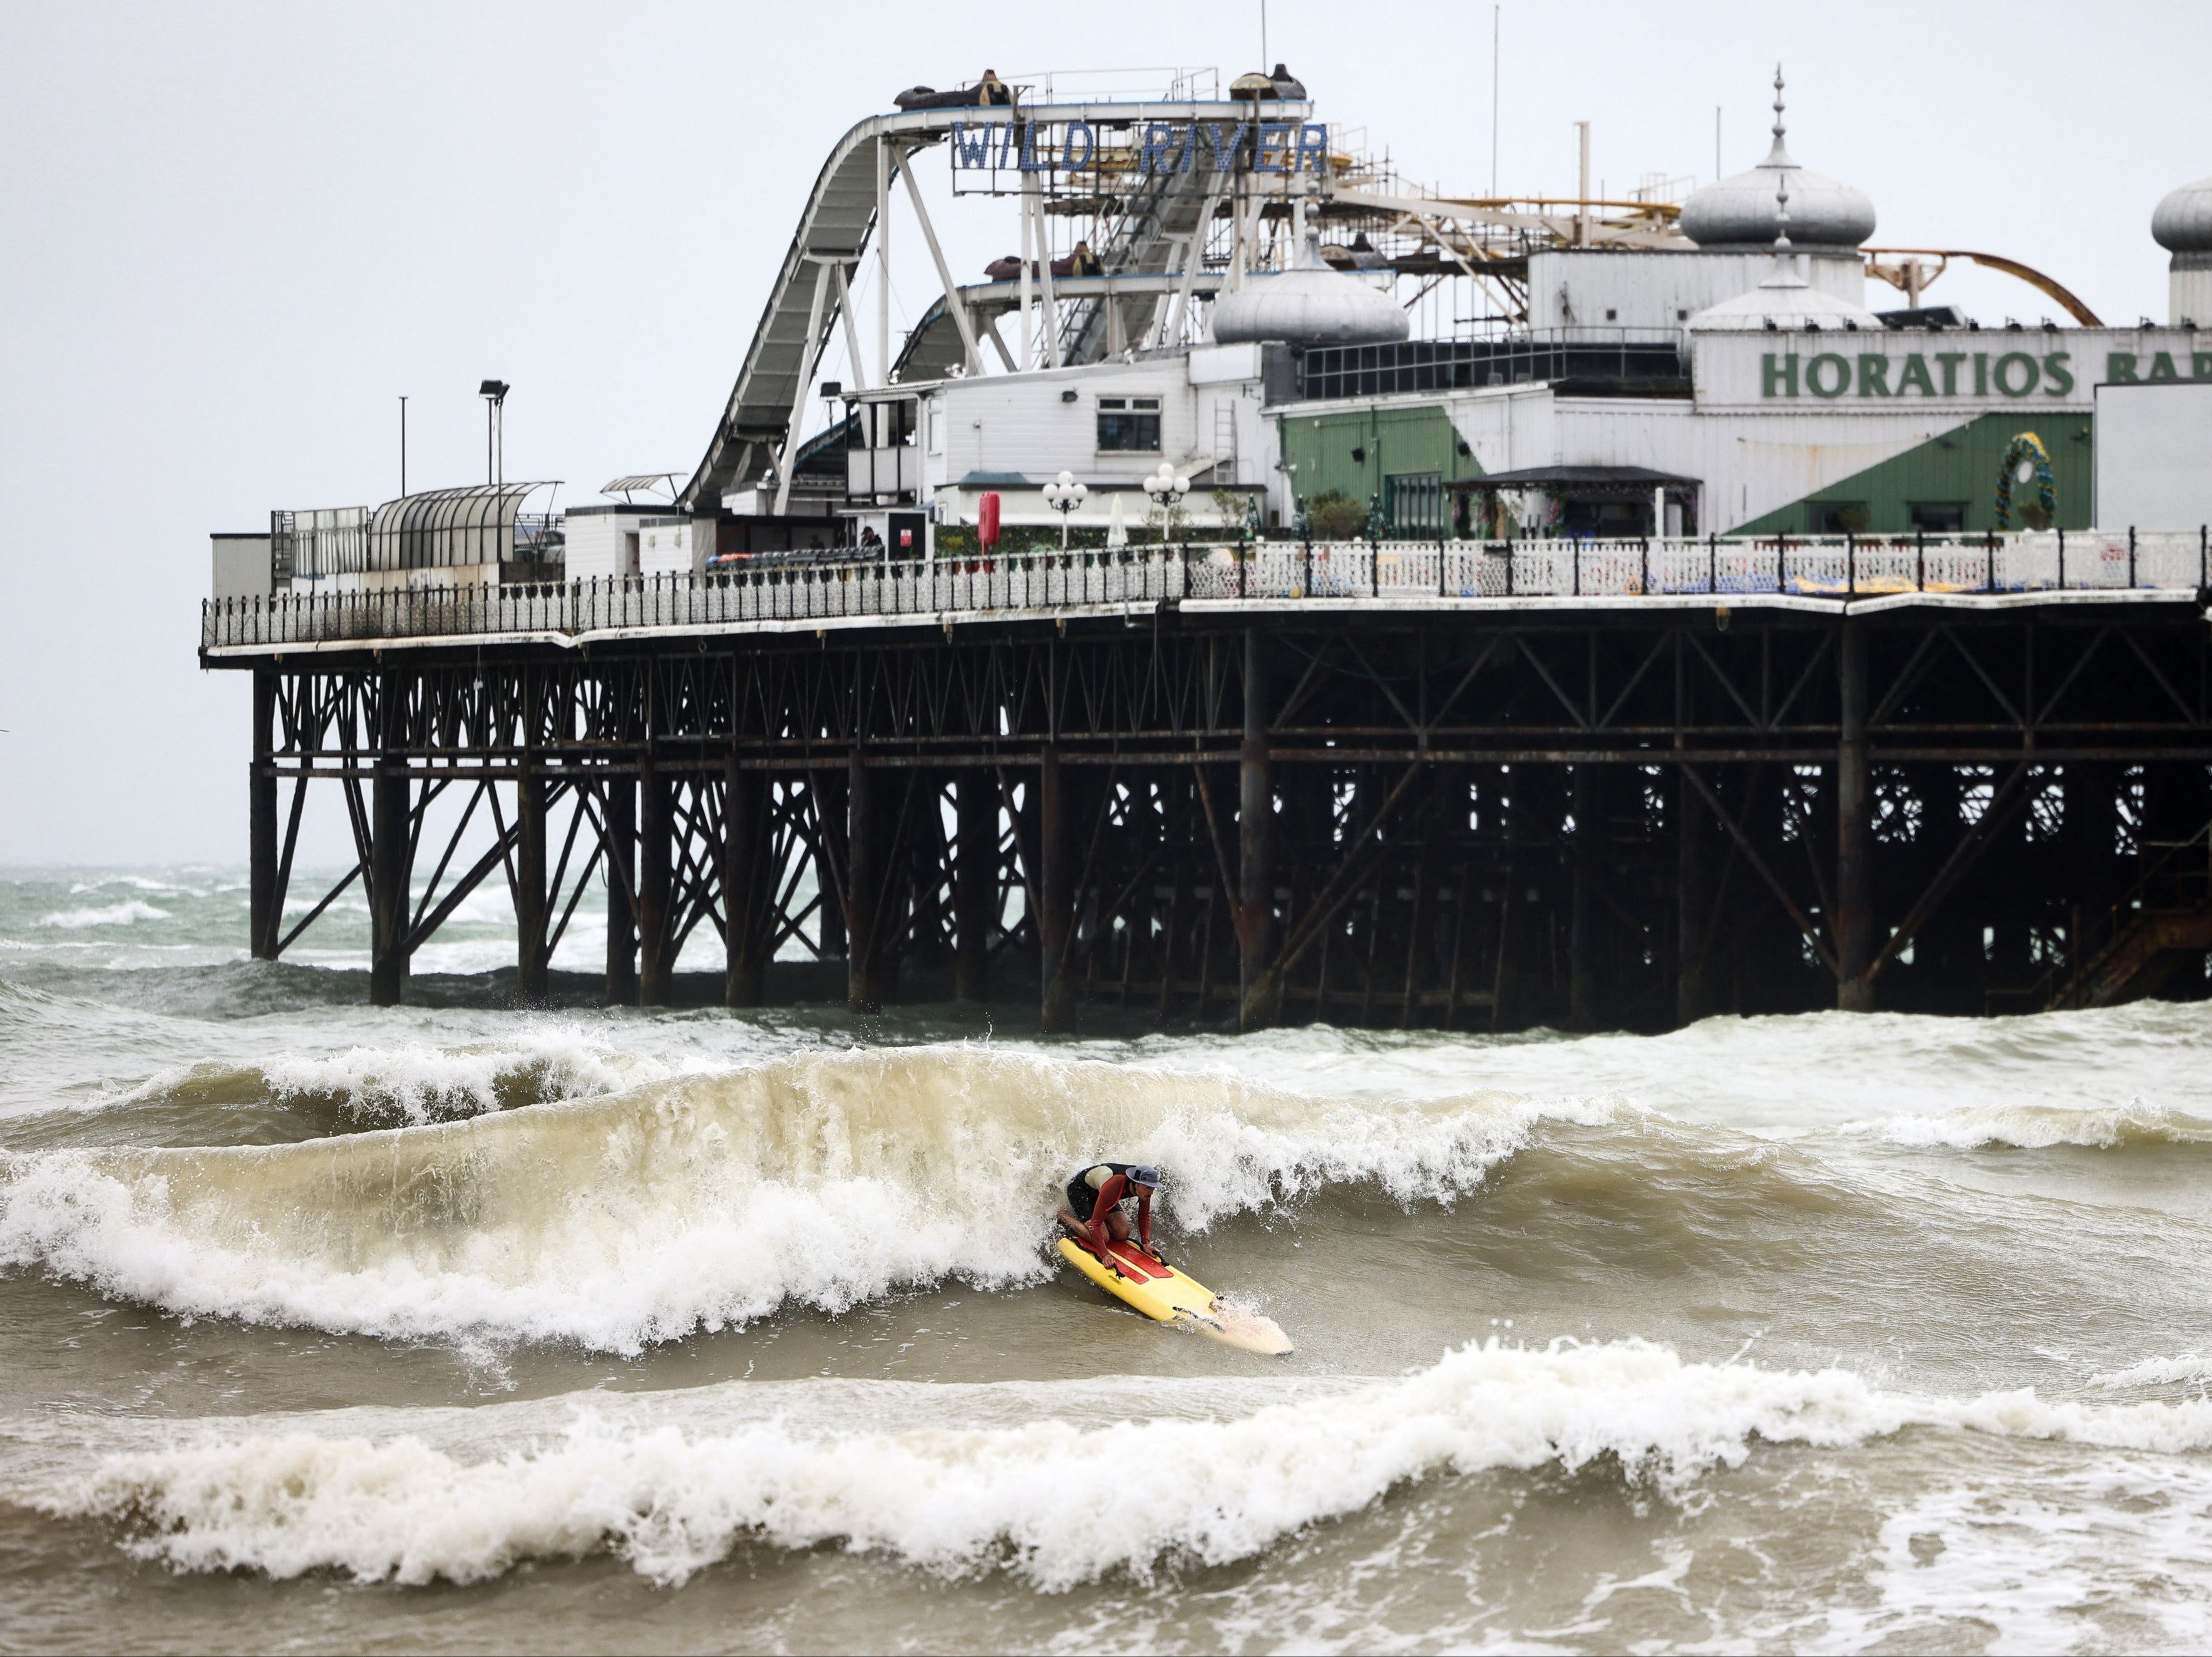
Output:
[[1042, 470, 1088, 548]]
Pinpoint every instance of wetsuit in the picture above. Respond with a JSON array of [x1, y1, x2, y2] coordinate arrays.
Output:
[[1064, 1162, 1155, 1252]]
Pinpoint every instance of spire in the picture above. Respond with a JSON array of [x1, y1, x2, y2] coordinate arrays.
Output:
[[1762, 62, 1797, 169], [1761, 63, 1804, 287]]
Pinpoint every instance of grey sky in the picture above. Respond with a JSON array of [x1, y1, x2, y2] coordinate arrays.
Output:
[[2, 0, 2202, 865]]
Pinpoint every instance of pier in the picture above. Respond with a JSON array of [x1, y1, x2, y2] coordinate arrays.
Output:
[[200, 70, 2212, 1026], [207, 536, 2212, 1028]]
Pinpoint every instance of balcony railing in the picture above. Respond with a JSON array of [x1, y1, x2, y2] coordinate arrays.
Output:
[[202, 530, 2212, 651]]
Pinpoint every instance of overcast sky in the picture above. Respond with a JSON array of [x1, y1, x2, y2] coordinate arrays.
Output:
[[2, 0, 2204, 866]]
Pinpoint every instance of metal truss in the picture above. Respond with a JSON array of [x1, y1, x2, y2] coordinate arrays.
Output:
[[235, 600, 2212, 1027]]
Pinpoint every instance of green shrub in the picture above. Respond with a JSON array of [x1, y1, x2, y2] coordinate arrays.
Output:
[[1305, 488, 1368, 540]]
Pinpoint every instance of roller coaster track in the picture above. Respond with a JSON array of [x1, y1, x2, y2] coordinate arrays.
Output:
[[679, 98, 1304, 512]]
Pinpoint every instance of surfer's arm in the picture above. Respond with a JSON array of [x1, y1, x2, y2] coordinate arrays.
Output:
[[1136, 1187, 1153, 1250]]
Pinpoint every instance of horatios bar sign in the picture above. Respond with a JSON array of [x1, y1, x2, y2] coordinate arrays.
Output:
[[949, 119, 1330, 175], [1697, 330, 2212, 410]]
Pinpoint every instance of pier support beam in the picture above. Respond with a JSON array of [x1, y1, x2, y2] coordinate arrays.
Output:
[[1039, 746, 1074, 1033], [1836, 620, 1876, 1011], [846, 747, 882, 1012], [724, 763, 771, 1008], [249, 668, 279, 960], [1569, 765, 1603, 1029], [639, 765, 674, 1005], [604, 777, 637, 1006], [516, 762, 548, 1003], [2067, 762, 2120, 963], [368, 672, 411, 1007], [1238, 629, 1280, 1031], [1676, 760, 1712, 1027], [813, 768, 848, 963], [955, 768, 997, 1001]]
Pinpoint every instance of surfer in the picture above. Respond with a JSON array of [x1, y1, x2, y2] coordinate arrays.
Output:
[[1056, 1162, 1166, 1263]]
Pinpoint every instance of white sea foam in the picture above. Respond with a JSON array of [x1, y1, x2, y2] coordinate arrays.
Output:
[[0, 1047, 1553, 1352], [2089, 1354, 2212, 1391], [253, 1029, 675, 1124], [1841, 1100, 2212, 1152], [35, 900, 172, 930], [37, 1340, 2212, 1591], [1846, 1456, 2212, 1652], [66, 876, 201, 898]]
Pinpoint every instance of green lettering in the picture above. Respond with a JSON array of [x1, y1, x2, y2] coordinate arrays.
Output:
[[2041, 352, 2074, 396], [1761, 352, 1800, 397], [2108, 352, 2140, 382], [1806, 353, 1851, 398], [1895, 354, 1937, 396], [2193, 352, 2212, 380], [2149, 351, 2180, 382], [1993, 352, 2039, 396], [1973, 352, 1989, 394], [1936, 352, 1967, 394], [1858, 354, 1893, 396]]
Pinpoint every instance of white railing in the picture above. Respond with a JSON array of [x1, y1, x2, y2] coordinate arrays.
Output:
[[202, 531, 2212, 650]]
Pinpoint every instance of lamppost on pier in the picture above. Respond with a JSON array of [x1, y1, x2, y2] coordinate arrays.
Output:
[[1042, 470, 1088, 550]]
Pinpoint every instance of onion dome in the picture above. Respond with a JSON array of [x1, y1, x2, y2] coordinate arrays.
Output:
[[1210, 233, 1408, 346], [2153, 176, 2212, 254], [1680, 69, 1875, 252], [1688, 94, 1885, 335]]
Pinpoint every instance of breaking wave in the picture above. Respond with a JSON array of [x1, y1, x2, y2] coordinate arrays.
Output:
[[36, 900, 172, 930], [2089, 1354, 2212, 1391], [38, 1339, 2212, 1590], [0, 1047, 1559, 1353], [142, 1029, 676, 1129], [1839, 1100, 2212, 1152]]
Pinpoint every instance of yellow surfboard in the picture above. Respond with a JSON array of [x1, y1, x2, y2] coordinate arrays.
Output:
[[1056, 1236, 1294, 1355]]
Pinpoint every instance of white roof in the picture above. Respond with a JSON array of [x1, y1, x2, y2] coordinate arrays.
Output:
[[1687, 257, 1886, 333]]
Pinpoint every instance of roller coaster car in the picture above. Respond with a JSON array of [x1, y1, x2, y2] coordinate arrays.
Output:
[[984, 247, 1101, 281], [1230, 63, 1307, 101], [1319, 233, 1389, 272], [894, 75, 1014, 111]]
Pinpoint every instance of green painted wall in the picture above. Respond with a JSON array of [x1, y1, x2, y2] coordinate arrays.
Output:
[[1734, 410, 2094, 536], [1277, 401, 2096, 537], [1277, 404, 1484, 521]]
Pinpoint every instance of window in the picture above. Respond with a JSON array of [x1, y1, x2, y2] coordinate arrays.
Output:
[[1909, 501, 1965, 532], [926, 401, 943, 454], [1809, 501, 1870, 534], [1384, 473, 1446, 538], [1096, 396, 1161, 452]]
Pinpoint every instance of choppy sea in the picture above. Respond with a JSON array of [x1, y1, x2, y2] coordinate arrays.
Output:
[[5, 865, 2212, 1653]]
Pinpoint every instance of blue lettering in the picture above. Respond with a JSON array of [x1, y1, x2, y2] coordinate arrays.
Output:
[[951, 123, 994, 169], [1296, 123, 1328, 173], [1018, 122, 1048, 172], [1255, 121, 1292, 172], [1140, 122, 1175, 173], [1062, 120, 1097, 171], [1200, 121, 1248, 170]]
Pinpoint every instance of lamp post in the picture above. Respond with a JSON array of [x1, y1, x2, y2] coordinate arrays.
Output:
[[478, 379, 510, 486], [1041, 469, 1088, 550], [1143, 462, 1188, 545]]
